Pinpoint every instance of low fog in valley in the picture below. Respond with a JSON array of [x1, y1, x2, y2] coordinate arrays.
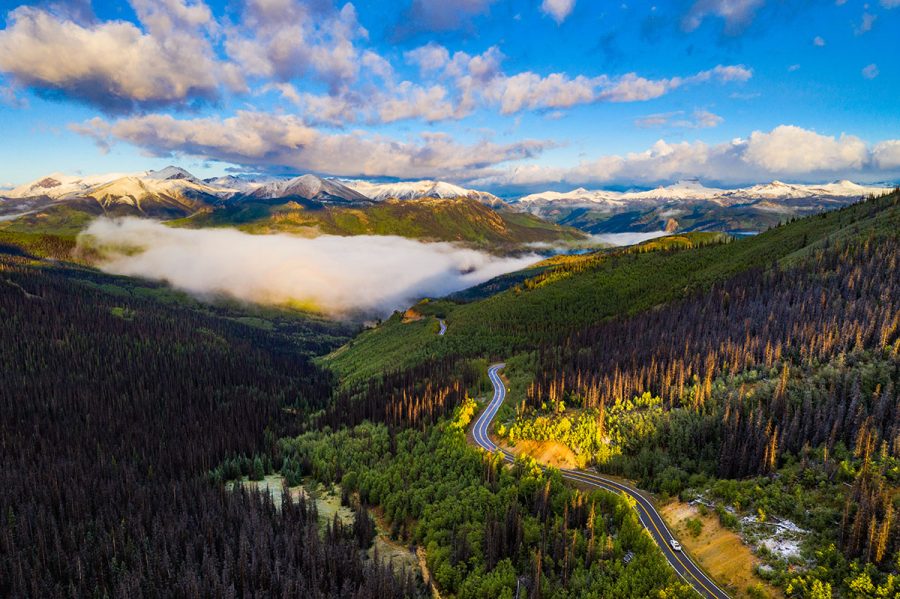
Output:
[[79, 217, 541, 317]]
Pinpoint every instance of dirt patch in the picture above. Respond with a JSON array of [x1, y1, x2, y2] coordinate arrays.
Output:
[[661, 501, 782, 598], [401, 308, 423, 322], [416, 547, 441, 599], [498, 437, 580, 469]]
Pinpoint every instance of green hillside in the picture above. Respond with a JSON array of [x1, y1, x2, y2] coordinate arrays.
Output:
[[178, 196, 584, 247], [324, 191, 900, 384]]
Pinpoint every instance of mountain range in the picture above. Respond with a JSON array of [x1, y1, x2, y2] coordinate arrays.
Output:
[[516, 178, 894, 234], [1, 167, 895, 240], [0, 167, 577, 247]]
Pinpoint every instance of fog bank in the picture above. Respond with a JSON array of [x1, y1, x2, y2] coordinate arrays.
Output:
[[589, 231, 670, 246], [79, 218, 541, 317]]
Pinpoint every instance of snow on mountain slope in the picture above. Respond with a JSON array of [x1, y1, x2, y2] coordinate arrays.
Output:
[[203, 175, 272, 196], [5, 172, 134, 199], [623, 179, 726, 201], [145, 166, 201, 183], [344, 179, 504, 206], [519, 188, 623, 204], [518, 180, 725, 209], [517, 179, 891, 207], [249, 174, 371, 203], [86, 176, 221, 215]]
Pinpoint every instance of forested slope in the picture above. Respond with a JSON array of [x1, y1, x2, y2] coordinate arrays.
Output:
[[0, 253, 422, 597], [176, 196, 583, 248], [315, 192, 900, 597]]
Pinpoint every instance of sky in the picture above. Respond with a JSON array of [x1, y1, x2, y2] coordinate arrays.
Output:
[[0, 0, 898, 194]]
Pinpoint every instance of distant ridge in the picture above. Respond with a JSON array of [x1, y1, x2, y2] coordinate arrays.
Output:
[[2, 167, 895, 236]]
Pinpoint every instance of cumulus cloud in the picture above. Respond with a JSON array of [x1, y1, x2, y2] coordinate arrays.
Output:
[[873, 140, 900, 169], [541, 0, 576, 23], [0, 4, 233, 112], [682, 0, 764, 34], [813, 35, 826, 46], [72, 111, 552, 179], [405, 43, 452, 73], [471, 125, 900, 188], [224, 0, 368, 90], [494, 64, 749, 109], [743, 126, 867, 172], [79, 218, 539, 317]]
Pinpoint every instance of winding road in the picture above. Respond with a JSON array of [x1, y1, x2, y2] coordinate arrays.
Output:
[[472, 363, 730, 599]]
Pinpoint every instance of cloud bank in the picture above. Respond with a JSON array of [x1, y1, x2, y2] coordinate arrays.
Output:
[[473, 125, 900, 188], [72, 111, 550, 180], [79, 218, 540, 317]]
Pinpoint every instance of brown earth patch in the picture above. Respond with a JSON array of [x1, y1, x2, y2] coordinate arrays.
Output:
[[497, 437, 580, 470], [660, 501, 782, 598]]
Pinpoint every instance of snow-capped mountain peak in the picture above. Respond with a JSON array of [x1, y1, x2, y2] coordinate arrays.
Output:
[[4, 171, 135, 199], [341, 179, 504, 206], [145, 166, 200, 183], [249, 174, 371, 203]]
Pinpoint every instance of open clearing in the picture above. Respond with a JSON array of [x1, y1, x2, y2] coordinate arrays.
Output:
[[242, 476, 425, 586], [661, 501, 782, 598], [499, 437, 580, 469]]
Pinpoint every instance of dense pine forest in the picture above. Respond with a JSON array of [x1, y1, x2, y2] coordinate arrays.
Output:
[[0, 253, 422, 597]]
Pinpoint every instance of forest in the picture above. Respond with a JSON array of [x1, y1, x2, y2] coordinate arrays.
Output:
[[276, 400, 695, 598], [0, 252, 421, 597], [492, 221, 900, 593], [2, 192, 899, 598]]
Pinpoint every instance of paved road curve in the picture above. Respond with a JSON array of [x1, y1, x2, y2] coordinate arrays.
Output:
[[438, 319, 447, 336], [472, 363, 730, 599]]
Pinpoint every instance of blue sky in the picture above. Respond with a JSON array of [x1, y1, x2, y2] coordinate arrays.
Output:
[[0, 0, 898, 192]]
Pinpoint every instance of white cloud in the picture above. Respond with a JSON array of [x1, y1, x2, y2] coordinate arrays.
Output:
[[634, 109, 723, 129], [479, 63, 750, 113], [224, 0, 368, 89], [287, 41, 751, 125], [405, 43, 451, 73], [264, 82, 463, 126], [0, 4, 233, 112], [743, 125, 868, 172], [471, 125, 899, 188], [689, 109, 724, 128], [813, 35, 826, 46], [80, 217, 540, 317], [873, 140, 900, 168], [376, 82, 459, 123], [485, 72, 599, 113], [72, 112, 552, 180], [541, 0, 576, 23], [862, 63, 879, 79]]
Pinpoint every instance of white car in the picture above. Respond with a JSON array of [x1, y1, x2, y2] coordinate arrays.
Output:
[[670, 539, 682, 552]]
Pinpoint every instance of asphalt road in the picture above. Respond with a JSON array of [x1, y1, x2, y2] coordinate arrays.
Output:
[[438, 319, 447, 336], [471, 363, 730, 599]]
